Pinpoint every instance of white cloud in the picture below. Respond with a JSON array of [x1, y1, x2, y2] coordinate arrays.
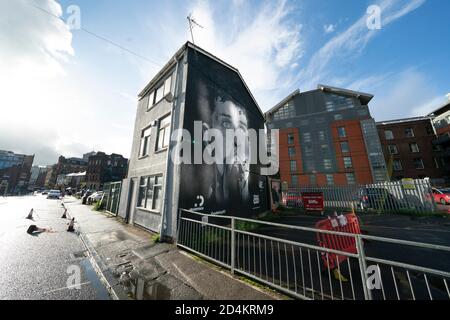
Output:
[[296, 0, 426, 91], [0, 0, 136, 165], [365, 69, 446, 120], [324, 24, 335, 34], [187, 0, 303, 109]]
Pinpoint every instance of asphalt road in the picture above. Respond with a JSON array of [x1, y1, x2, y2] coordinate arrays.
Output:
[[0, 195, 110, 300]]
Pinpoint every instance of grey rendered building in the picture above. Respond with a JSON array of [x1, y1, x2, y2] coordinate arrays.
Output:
[[118, 42, 269, 240]]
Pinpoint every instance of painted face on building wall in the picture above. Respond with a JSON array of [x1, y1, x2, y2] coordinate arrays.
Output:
[[204, 96, 250, 206]]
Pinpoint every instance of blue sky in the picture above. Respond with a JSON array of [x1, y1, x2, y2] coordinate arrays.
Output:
[[0, 0, 449, 165]]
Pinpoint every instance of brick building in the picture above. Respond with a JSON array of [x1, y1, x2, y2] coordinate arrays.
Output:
[[86, 152, 128, 190], [428, 100, 450, 185], [0, 150, 34, 195], [45, 156, 88, 189], [376, 117, 444, 186], [266, 85, 388, 187]]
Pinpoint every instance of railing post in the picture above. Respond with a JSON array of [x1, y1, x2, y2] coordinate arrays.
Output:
[[231, 217, 235, 274], [356, 234, 372, 300]]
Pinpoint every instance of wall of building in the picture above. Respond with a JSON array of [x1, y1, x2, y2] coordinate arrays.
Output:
[[177, 47, 269, 218], [267, 89, 387, 186], [377, 118, 444, 184], [123, 57, 180, 233]]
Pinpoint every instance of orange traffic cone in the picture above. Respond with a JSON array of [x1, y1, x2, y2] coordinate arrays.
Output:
[[26, 209, 34, 220], [67, 218, 75, 232], [61, 208, 67, 219]]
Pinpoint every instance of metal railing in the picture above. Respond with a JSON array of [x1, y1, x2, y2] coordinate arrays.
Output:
[[283, 179, 436, 213], [176, 209, 450, 300]]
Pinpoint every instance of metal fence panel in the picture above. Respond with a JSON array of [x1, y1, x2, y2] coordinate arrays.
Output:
[[282, 179, 435, 213], [177, 209, 450, 300]]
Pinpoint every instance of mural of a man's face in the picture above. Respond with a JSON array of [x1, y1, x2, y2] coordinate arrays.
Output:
[[211, 97, 249, 168]]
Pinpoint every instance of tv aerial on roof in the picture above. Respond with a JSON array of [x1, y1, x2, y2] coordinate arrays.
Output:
[[187, 14, 204, 47]]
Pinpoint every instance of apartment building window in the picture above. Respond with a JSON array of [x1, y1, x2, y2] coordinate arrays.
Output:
[[340, 141, 350, 153], [287, 133, 295, 145], [393, 160, 403, 171], [305, 160, 314, 172], [384, 130, 394, 140], [303, 132, 311, 143], [414, 158, 424, 170], [405, 128, 415, 138], [291, 175, 298, 187], [304, 144, 313, 157], [309, 175, 317, 186], [409, 143, 420, 153], [138, 175, 163, 211], [273, 102, 295, 121], [326, 174, 334, 186], [318, 131, 326, 141], [156, 114, 172, 151], [434, 157, 440, 169], [324, 159, 332, 170], [432, 145, 442, 152], [147, 73, 173, 110], [139, 126, 152, 157], [346, 173, 356, 185], [343, 157, 353, 169], [290, 160, 297, 172], [338, 127, 347, 138], [288, 147, 296, 157], [388, 145, 398, 155]]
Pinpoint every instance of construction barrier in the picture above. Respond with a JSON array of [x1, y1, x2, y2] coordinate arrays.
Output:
[[315, 213, 361, 270]]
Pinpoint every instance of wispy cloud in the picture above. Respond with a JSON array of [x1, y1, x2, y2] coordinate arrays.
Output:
[[296, 0, 426, 91], [323, 24, 336, 34], [186, 0, 303, 109]]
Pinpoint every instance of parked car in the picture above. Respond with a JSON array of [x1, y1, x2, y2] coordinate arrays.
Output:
[[87, 192, 104, 205], [47, 190, 61, 199], [432, 188, 450, 205], [42, 190, 50, 195], [81, 190, 93, 205], [282, 191, 302, 207], [359, 187, 400, 210]]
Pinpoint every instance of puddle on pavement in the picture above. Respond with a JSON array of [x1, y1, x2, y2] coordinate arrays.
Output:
[[132, 278, 171, 300], [80, 258, 111, 300]]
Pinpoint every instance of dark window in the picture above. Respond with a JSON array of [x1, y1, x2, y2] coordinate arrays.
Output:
[[156, 114, 172, 151], [405, 128, 415, 138], [338, 127, 347, 138], [139, 126, 152, 157], [288, 147, 296, 157], [409, 143, 420, 153], [287, 133, 295, 145], [388, 145, 398, 155], [138, 175, 163, 211], [384, 130, 394, 140], [290, 160, 297, 172], [343, 157, 353, 169], [340, 141, 350, 153], [414, 158, 424, 170]]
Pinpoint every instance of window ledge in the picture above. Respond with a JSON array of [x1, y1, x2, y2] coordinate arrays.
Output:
[[155, 148, 168, 154], [138, 155, 149, 160], [137, 207, 161, 215]]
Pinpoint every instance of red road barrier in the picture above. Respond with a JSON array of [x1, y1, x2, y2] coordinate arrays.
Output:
[[315, 213, 361, 270]]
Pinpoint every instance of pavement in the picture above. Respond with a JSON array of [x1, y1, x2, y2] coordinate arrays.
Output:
[[62, 196, 281, 300]]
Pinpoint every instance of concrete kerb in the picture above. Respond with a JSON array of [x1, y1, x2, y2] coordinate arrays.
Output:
[[64, 202, 131, 300]]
